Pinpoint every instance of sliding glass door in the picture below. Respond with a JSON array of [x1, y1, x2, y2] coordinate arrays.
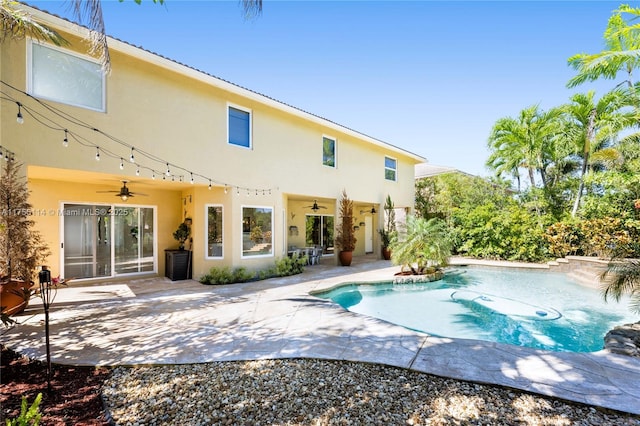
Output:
[[305, 214, 334, 255], [63, 204, 155, 279]]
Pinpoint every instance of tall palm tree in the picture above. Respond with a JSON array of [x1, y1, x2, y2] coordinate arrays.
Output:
[[564, 90, 637, 216], [486, 105, 563, 189], [601, 259, 640, 314], [567, 4, 640, 107], [2, 0, 263, 72]]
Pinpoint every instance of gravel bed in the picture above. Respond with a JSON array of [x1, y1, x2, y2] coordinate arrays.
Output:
[[102, 359, 640, 426]]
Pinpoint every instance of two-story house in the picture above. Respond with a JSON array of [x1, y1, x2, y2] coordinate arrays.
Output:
[[0, 4, 425, 282]]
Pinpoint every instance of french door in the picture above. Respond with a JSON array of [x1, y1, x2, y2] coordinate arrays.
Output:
[[305, 214, 334, 255], [62, 204, 155, 279]]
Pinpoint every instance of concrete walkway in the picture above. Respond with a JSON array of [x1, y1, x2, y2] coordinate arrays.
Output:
[[2, 257, 639, 415]]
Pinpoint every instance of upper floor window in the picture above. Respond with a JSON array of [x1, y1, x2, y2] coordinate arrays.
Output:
[[206, 205, 224, 258], [385, 156, 397, 181], [322, 136, 336, 167], [228, 104, 252, 148], [29, 42, 105, 111]]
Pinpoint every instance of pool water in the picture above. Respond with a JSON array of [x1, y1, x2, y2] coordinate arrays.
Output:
[[315, 267, 639, 352]]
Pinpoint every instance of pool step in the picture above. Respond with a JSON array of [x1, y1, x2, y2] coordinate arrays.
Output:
[[565, 268, 603, 289]]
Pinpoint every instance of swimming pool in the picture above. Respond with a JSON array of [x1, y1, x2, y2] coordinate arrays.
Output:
[[315, 267, 639, 352]]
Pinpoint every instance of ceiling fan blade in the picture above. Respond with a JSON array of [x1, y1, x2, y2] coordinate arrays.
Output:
[[97, 190, 119, 193]]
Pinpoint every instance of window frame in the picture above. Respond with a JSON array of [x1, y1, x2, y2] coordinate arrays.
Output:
[[205, 204, 224, 259], [241, 205, 274, 259], [384, 156, 398, 182], [322, 135, 337, 168], [27, 40, 106, 112], [227, 103, 252, 149]]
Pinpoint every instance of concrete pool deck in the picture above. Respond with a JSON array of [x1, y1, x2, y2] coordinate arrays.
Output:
[[2, 256, 639, 415]]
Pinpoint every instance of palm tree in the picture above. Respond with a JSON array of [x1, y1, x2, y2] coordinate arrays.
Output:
[[601, 259, 640, 314], [0, 0, 67, 46], [563, 90, 637, 216], [486, 105, 564, 189], [567, 4, 640, 106], [389, 216, 452, 275], [2, 0, 263, 72]]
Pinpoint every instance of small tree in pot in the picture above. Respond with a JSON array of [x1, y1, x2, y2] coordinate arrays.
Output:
[[173, 220, 191, 250], [0, 161, 50, 315], [378, 195, 396, 260], [335, 189, 356, 266]]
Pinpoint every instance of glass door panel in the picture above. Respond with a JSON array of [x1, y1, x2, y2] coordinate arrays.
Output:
[[305, 215, 334, 255], [63, 204, 111, 279], [114, 207, 139, 274], [140, 208, 154, 272]]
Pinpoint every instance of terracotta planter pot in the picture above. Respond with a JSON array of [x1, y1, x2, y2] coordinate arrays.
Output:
[[338, 251, 353, 266], [0, 279, 32, 316], [381, 247, 391, 260]]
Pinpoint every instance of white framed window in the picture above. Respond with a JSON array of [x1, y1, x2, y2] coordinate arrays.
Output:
[[241, 205, 273, 258], [228, 103, 252, 148], [28, 41, 105, 111], [322, 135, 336, 167], [206, 204, 224, 258], [385, 156, 397, 181]]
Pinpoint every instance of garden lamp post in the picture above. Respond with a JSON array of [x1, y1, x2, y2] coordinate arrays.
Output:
[[38, 265, 53, 392]]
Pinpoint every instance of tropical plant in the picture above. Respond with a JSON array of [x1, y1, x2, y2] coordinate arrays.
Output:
[[601, 258, 640, 314], [0, 0, 67, 46], [389, 216, 452, 275], [486, 105, 564, 190], [562, 90, 637, 216], [378, 195, 396, 249], [0, 161, 50, 282], [567, 4, 640, 99], [6, 392, 42, 426], [335, 189, 356, 252]]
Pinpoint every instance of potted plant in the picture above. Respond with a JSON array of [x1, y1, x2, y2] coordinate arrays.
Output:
[[173, 220, 191, 250], [0, 161, 50, 316], [378, 195, 396, 260], [335, 189, 357, 266]]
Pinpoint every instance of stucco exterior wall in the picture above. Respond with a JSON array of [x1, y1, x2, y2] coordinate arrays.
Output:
[[0, 6, 424, 282]]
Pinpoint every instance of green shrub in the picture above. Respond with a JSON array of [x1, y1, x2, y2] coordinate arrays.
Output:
[[274, 256, 307, 276], [6, 393, 42, 426]]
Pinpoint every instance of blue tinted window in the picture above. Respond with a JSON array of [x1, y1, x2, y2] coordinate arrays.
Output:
[[228, 106, 251, 148]]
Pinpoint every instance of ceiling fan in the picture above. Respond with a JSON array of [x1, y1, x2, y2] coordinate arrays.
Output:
[[97, 181, 148, 201], [303, 200, 327, 212]]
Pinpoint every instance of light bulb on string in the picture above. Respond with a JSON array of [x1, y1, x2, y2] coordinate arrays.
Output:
[[237, 187, 240, 195], [165, 163, 171, 177], [208, 180, 212, 190], [224, 185, 228, 194], [129, 148, 135, 163], [95, 147, 100, 161], [119, 158, 124, 170], [190, 173, 194, 184], [136, 167, 140, 176], [16, 103, 23, 124], [62, 130, 68, 147], [152, 171, 156, 180]]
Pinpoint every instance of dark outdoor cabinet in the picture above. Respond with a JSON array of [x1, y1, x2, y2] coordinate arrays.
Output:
[[165, 250, 192, 281]]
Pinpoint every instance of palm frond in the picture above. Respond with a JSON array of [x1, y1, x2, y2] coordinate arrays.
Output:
[[601, 259, 640, 313], [0, 0, 67, 45]]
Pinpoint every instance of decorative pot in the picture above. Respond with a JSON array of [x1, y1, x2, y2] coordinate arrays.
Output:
[[338, 251, 353, 266], [381, 247, 391, 260], [0, 279, 32, 316]]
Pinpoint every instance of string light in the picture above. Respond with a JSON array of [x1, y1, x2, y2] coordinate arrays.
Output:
[[152, 171, 156, 180], [2, 85, 275, 195], [208, 180, 212, 190], [16, 102, 23, 124]]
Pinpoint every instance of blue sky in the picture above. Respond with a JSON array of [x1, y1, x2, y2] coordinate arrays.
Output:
[[27, 0, 623, 176]]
